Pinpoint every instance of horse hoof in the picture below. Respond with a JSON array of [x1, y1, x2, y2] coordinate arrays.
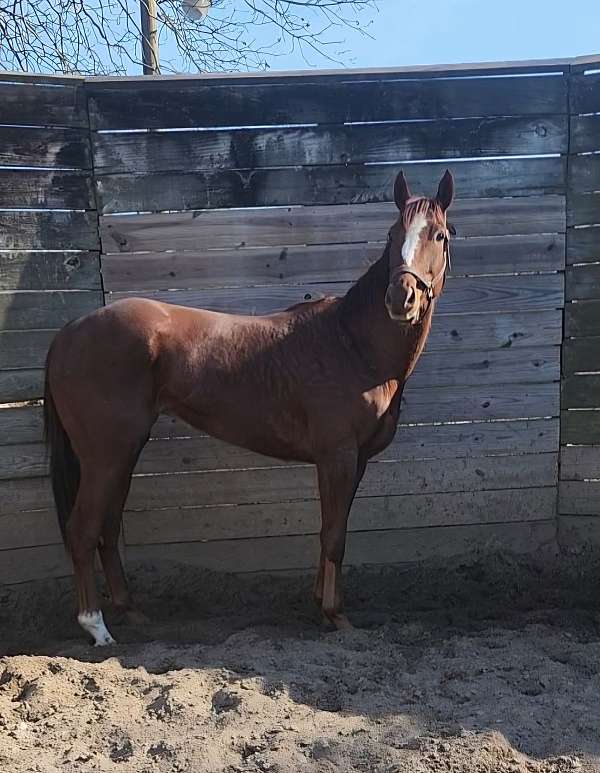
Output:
[[322, 612, 354, 631]]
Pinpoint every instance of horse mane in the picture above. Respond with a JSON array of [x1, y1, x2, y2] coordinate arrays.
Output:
[[403, 196, 444, 229]]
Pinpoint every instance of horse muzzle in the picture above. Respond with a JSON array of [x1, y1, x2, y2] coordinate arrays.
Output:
[[385, 280, 421, 325]]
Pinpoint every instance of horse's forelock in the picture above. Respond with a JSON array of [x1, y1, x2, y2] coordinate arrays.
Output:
[[402, 197, 443, 229]]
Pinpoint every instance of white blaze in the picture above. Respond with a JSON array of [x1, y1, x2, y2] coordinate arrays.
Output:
[[401, 213, 428, 266], [78, 610, 116, 647]]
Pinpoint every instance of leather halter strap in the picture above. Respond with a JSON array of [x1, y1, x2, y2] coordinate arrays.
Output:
[[388, 232, 451, 301]]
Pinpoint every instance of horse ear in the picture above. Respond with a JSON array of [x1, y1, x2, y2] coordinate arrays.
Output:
[[436, 169, 454, 212], [394, 171, 411, 211]]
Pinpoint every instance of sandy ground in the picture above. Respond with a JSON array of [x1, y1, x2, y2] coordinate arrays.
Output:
[[1, 554, 600, 773]]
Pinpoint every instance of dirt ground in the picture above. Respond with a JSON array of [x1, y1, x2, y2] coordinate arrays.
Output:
[[2, 553, 600, 773]]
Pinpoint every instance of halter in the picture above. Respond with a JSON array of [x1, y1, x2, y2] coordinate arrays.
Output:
[[387, 231, 451, 301]]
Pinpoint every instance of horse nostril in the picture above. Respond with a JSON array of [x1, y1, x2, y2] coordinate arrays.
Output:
[[403, 286, 415, 310]]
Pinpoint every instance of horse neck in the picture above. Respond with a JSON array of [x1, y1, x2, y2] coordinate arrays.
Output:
[[339, 248, 434, 383]]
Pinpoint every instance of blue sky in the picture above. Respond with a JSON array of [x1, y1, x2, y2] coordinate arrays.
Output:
[[158, 0, 598, 74], [260, 0, 599, 71]]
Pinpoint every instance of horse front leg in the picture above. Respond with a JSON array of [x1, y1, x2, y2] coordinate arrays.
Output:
[[315, 447, 365, 630]]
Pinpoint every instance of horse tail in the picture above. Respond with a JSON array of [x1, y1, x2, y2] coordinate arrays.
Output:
[[43, 350, 80, 544]]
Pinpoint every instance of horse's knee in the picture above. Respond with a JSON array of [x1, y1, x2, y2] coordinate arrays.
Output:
[[321, 531, 346, 565]]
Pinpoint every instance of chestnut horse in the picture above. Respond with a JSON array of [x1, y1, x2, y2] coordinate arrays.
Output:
[[44, 170, 455, 645]]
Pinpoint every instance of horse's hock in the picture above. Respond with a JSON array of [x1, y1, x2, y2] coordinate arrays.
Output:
[[1, 57, 599, 585]]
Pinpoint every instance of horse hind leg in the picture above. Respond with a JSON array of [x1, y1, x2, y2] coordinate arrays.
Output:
[[68, 452, 142, 646]]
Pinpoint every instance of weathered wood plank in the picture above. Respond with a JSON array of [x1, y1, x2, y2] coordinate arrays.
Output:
[[0, 126, 91, 169], [0, 82, 87, 128], [399, 382, 558, 424], [559, 517, 600, 552], [125, 487, 556, 546], [0, 330, 55, 370], [570, 114, 600, 155], [0, 476, 52, 514], [562, 337, 600, 376], [0, 291, 103, 332], [560, 446, 600, 481], [566, 226, 600, 265], [566, 264, 600, 302], [0, 510, 61, 551], [559, 481, 600, 515], [0, 544, 70, 584], [93, 115, 567, 175], [570, 72, 600, 115], [87, 74, 567, 130], [0, 369, 43, 403], [0, 452, 557, 515], [565, 301, 600, 337], [427, 310, 563, 353], [0, 416, 559, 481], [102, 233, 565, 293], [0, 169, 94, 210], [100, 195, 565, 253], [0, 406, 44, 445], [97, 157, 566, 214], [561, 410, 600, 445], [567, 193, 600, 228], [126, 520, 556, 574], [569, 154, 600, 195], [0, 252, 101, 291], [562, 374, 600, 409], [0, 211, 99, 251], [110, 273, 564, 317], [122, 454, 557, 511]]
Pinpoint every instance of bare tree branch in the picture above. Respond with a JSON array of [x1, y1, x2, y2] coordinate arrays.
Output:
[[0, 0, 378, 75]]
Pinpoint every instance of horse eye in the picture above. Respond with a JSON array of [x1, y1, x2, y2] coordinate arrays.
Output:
[[435, 232, 445, 242]]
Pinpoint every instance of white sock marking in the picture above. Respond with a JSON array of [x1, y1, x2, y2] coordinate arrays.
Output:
[[401, 213, 428, 266], [78, 610, 116, 647]]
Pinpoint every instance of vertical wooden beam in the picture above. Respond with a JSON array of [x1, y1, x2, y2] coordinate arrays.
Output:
[[140, 0, 160, 75]]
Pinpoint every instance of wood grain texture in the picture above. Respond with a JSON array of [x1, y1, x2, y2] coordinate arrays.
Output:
[[0, 330, 55, 370], [96, 157, 566, 214], [126, 520, 556, 574], [1, 418, 559, 481], [570, 114, 600, 155], [0, 126, 91, 169], [562, 337, 600, 376], [567, 193, 600, 228], [119, 454, 557, 512], [0, 406, 44, 445], [559, 517, 600, 553], [93, 115, 567, 175], [559, 481, 600, 515], [0, 291, 103, 332], [0, 82, 87, 128], [0, 252, 101, 291], [87, 74, 567, 130], [0, 544, 70, 584], [124, 487, 556, 546], [0, 169, 94, 210], [565, 301, 600, 337], [561, 410, 600, 445], [0, 211, 99, 251], [569, 154, 600, 195], [0, 510, 61, 551], [101, 233, 565, 293], [561, 374, 600, 409], [566, 264, 600, 301], [100, 195, 565, 253], [109, 273, 564, 317], [570, 72, 600, 116], [0, 369, 44, 403], [560, 446, 600, 481], [566, 226, 600, 265]]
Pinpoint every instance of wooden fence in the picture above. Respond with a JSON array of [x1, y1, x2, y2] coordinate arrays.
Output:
[[0, 56, 598, 585]]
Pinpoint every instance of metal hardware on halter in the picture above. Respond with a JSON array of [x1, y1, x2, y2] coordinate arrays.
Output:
[[388, 233, 451, 301]]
